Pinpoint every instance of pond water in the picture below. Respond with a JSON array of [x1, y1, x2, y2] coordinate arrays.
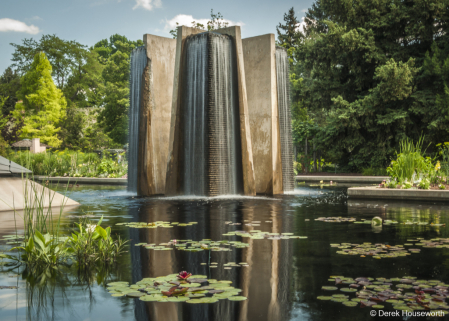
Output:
[[1, 184, 449, 321]]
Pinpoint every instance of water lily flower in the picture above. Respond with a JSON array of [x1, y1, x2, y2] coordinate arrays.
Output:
[[177, 271, 192, 280], [200, 244, 209, 250], [172, 239, 177, 244]]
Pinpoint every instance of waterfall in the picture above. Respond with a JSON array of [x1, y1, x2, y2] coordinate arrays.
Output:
[[181, 32, 242, 196], [128, 46, 147, 193], [275, 47, 294, 192]]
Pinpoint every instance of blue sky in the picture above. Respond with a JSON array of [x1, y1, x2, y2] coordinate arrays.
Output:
[[0, 0, 314, 73]]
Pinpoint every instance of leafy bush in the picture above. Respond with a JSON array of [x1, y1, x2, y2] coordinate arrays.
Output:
[[387, 137, 431, 184], [12, 231, 69, 268], [8, 150, 127, 178], [418, 178, 430, 189], [68, 216, 127, 267], [362, 167, 388, 176]]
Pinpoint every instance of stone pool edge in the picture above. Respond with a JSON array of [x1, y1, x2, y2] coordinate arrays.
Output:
[[33, 176, 128, 186], [348, 186, 449, 202]]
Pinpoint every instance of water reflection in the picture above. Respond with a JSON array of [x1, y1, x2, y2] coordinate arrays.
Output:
[[1, 185, 449, 320], [129, 198, 294, 321]]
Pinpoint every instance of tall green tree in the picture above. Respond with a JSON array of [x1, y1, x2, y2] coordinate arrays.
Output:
[[93, 35, 143, 145], [0, 67, 21, 117], [293, 0, 449, 171], [13, 52, 67, 147], [276, 7, 302, 51]]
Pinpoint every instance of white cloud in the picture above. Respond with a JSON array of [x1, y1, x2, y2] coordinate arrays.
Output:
[[296, 17, 307, 33], [301, 8, 308, 13], [30, 16, 42, 21], [164, 14, 244, 32], [0, 18, 40, 34], [133, 0, 162, 11]]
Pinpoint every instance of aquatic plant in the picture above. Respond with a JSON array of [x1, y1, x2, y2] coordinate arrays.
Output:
[[68, 216, 127, 266], [177, 271, 192, 281], [317, 275, 449, 314], [117, 221, 198, 228], [107, 272, 247, 303], [387, 136, 431, 184], [331, 242, 421, 258], [11, 231, 69, 268]]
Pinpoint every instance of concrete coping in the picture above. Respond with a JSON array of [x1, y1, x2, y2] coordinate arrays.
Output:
[[348, 186, 449, 202], [295, 176, 388, 184], [33, 176, 128, 185]]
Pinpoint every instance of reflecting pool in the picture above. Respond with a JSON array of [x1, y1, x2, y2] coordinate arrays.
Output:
[[1, 184, 449, 320]]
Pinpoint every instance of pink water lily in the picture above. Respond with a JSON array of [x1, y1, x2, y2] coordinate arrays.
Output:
[[177, 271, 192, 280]]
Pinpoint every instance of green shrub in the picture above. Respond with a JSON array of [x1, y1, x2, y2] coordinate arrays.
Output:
[[362, 167, 388, 176], [67, 216, 127, 267], [418, 178, 430, 189], [387, 137, 431, 183]]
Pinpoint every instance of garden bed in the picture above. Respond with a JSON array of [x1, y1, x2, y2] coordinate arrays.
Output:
[[348, 186, 449, 202]]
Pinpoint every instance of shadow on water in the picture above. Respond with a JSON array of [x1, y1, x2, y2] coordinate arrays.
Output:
[[1, 184, 449, 320]]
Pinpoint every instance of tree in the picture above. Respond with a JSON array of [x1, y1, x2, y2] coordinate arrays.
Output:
[[13, 52, 67, 147], [169, 10, 230, 39], [292, 0, 449, 171], [0, 67, 21, 117], [93, 35, 143, 145], [276, 8, 302, 50]]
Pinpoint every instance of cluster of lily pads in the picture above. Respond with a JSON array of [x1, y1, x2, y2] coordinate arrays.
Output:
[[408, 238, 449, 248], [318, 275, 449, 313], [116, 221, 197, 229], [222, 230, 307, 240], [313, 217, 400, 225], [331, 243, 421, 258], [107, 271, 247, 303], [403, 221, 446, 227], [135, 239, 250, 252], [315, 217, 357, 223]]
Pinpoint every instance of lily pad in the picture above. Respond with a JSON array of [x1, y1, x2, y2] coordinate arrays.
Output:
[[227, 296, 247, 301]]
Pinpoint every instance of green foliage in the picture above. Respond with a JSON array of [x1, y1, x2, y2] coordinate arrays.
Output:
[[0, 67, 21, 117], [169, 10, 230, 39], [276, 7, 303, 62], [67, 216, 127, 266], [418, 178, 430, 190], [290, 0, 449, 170], [13, 52, 67, 147], [12, 231, 69, 268], [93, 35, 143, 145], [9, 150, 127, 178], [361, 167, 387, 176], [386, 137, 431, 184]]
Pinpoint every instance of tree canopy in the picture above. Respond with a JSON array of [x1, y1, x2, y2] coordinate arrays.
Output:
[[284, 0, 449, 171], [13, 52, 67, 147]]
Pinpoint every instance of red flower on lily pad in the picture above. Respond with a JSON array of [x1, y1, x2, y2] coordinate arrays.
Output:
[[177, 271, 192, 280]]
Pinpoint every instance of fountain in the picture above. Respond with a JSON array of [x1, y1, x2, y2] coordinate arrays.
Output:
[[128, 46, 147, 193], [130, 26, 294, 196], [275, 47, 294, 192]]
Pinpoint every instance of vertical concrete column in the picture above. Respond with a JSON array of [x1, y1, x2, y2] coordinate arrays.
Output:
[[165, 26, 209, 196], [137, 34, 176, 196], [215, 26, 256, 196], [30, 138, 37, 154], [242, 34, 283, 194]]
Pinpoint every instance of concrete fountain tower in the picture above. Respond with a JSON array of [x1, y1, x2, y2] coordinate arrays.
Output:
[[128, 26, 294, 197]]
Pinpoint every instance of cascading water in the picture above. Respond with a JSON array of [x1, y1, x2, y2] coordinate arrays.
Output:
[[275, 47, 294, 192], [128, 46, 147, 193], [181, 32, 242, 196]]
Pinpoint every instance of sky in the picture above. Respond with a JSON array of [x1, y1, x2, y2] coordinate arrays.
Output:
[[0, 0, 314, 73]]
